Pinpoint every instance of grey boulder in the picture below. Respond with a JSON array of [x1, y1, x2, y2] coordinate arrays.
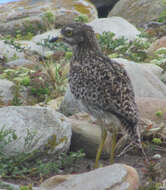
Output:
[[0, 106, 72, 157], [40, 164, 139, 190], [88, 17, 140, 41]]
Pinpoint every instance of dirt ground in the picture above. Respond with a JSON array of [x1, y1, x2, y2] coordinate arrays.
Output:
[[3, 146, 166, 188]]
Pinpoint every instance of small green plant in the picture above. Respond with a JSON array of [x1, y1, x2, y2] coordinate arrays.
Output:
[[4, 38, 25, 52], [42, 11, 56, 30], [20, 76, 31, 86], [152, 138, 162, 145], [155, 111, 163, 117], [11, 82, 22, 106], [0, 126, 17, 149], [140, 160, 162, 190], [98, 32, 127, 54], [37, 37, 70, 52], [143, 161, 161, 181], [40, 59, 67, 98], [74, 14, 89, 23], [20, 185, 33, 190], [139, 183, 161, 190], [157, 0, 166, 22], [65, 51, 73, 60], [0, 145, 85, 181], [97, 32, 150, 62], [15, 30, 34, 41], [29, 70, 50, 100]]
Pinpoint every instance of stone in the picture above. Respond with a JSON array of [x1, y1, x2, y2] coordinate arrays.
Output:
[[0, 0, 97, 36], [88, 17, 140, 41], [0, 40, 24, 61], [0, 106, 72, 157], [136, 97, 166, 124], [148, 36, 166, 55], [115, 58, 166, 99], [59, 86, 79, 116], [68, 113, 112, 158], [60, 59, 166, 116], [40, 164, 139, 190], [0, 79, 15, 104], [17, 29, 61, 58], [5, 58, 34, 68], [47, 97, 65, 110], [19, 40, 50, 57], [108, 0, 166, 26], [161, 72, 166, 84], [140, 63, 163, 78], [32, 29, 61, 44], [152, 154, 161, 160]]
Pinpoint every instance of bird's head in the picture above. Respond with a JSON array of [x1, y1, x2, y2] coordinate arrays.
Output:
[[50, 23, 97, 48]]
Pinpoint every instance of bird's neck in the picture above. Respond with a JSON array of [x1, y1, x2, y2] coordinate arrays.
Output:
[[72, 42, 102, 62]]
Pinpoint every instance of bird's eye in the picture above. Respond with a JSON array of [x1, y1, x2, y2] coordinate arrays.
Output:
[[66, 30, 73, 36]]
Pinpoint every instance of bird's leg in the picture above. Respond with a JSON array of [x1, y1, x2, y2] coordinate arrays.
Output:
[[110, 128, 117, 164], [94, 126, 107, 168]]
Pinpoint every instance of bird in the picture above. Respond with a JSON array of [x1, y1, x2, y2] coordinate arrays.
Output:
[[50, 22, 147, 168]]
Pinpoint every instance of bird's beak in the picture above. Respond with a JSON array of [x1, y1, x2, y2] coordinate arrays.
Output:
[[49, 34, 63, 43]]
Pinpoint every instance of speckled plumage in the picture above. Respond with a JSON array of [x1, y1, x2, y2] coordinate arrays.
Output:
[[51, 23, 145, 162], [61, 23, 140, 143]]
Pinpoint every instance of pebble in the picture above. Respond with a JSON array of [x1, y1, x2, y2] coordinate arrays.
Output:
[[152, 154, 161, 160]]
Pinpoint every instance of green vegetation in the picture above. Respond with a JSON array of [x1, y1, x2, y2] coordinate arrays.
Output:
[[155, 111, 163, 117], [158, 0, 166, 22], [139, 160, 162, 190], [97, 32, 150, 62], [0, 127, 85, 185], [152, 137, 162, 144], [74, 14, 89, 23], [42, 11, 56, 30], [20, 185, 33, 190]]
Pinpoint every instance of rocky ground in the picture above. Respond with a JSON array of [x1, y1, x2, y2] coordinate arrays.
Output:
[[0, 0, 166, 190]]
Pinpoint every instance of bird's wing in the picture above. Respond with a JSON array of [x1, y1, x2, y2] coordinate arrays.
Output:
[[80, 58, 138, 124], [101, 59, 138, 124]]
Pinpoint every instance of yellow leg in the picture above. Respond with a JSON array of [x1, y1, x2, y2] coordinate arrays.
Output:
[[94, 128, 107, 169], [110, 129, 117, 164]]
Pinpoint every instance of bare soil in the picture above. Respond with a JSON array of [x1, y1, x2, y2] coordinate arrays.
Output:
[[3, 146, 166, 188]]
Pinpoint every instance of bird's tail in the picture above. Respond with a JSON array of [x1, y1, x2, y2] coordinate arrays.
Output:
[[118, 117, 148, 160], [118, 117, 141, 145]]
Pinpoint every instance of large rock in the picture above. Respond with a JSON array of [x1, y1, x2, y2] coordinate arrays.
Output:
[[0, 29, 61, 61], [108, 0, 166, 26], [0, 106, 72, 156], [148, 36, 166, 55], [40, 164, 139, 190], [0, 79, 15, 104], [88, 17, 140, 40], [90, 0, 118, 9], [136, 97, 166, 124], [0, 40, 24, 61], [60, 59, 166, 116], [0, 0, 97, 36], [68, 113, 112, 158], [116, 58, 166, 98], [18, 29, 61, 57], [32, 29, 60, 44], [5, 58, 34, 68]]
